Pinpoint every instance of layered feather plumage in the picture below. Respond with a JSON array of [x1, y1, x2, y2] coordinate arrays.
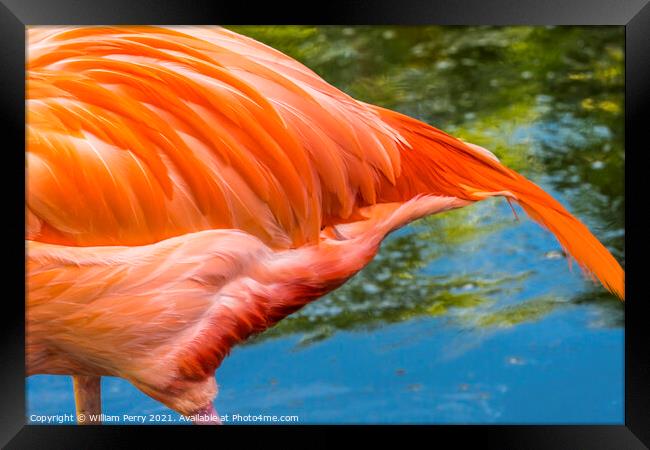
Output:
[[27, 26, 407, 249], [26, 26, 624, 416]]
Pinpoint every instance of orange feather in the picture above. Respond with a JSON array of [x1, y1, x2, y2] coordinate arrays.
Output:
[[26, 26, 624, 419]]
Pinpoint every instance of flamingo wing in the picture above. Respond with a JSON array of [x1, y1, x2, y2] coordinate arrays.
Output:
[[27, 25, 623, 299], [27, 26, 405, 249]]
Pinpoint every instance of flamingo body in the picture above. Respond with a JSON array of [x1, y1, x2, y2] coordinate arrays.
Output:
[[26, 26, 624, 419]]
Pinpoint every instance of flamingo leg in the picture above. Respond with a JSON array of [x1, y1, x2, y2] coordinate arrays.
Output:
[[72, 375, 102, 425]]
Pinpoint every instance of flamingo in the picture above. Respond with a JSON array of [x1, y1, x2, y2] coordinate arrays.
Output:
[[26, 25, 625, 425]]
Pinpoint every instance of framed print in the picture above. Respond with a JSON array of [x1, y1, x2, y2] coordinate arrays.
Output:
[[1, 0, 648, 447]]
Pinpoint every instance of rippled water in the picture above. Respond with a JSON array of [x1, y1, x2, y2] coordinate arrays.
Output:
[[28, 26, 624, 424]]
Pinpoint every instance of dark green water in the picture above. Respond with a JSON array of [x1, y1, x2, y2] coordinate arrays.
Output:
[[28, 26, 624, 424]]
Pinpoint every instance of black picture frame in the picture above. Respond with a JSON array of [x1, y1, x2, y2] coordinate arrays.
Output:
[[1, 0, 648, 447]]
